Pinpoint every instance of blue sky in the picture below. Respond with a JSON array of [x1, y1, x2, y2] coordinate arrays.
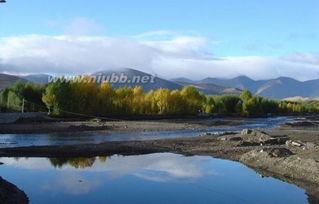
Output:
[[0, 0, 318, 80]]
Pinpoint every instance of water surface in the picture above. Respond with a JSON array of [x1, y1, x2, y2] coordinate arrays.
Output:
[[0, 153, 308, 204]]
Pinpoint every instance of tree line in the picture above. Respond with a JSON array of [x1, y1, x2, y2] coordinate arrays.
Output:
[[1, 79, 319, 116]]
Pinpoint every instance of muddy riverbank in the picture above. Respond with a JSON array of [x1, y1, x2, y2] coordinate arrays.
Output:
[[0, 117, 250, 134]]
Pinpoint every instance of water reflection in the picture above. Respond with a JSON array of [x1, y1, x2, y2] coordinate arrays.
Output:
[[49, 157, 100, 168], [0, 153, 308, 204]]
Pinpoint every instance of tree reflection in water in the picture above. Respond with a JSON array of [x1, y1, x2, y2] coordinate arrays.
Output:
[[48, 156, 108, 169]]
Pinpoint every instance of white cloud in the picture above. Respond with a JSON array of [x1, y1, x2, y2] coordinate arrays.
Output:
[[0, 153, 214, 183], [0, 32, 318, 80], [281, 53, 319, 65]]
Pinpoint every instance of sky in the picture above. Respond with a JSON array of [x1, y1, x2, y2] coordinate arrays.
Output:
[[0, 0, 318, 80]]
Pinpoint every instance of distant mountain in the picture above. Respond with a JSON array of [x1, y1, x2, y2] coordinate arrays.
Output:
[[92, 68, 241, 95], [199, 76, 265, 93], [0, 73, 27, 90], [92, 68, 183, 92], [196, 76, 319, 99], [170, 77, 194, 83], [175, 81, 241, 95], [21, 74, 51, 84], [256, 77, 319, 98]]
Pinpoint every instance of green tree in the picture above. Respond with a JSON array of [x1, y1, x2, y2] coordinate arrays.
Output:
[[240, 90, 252, 102], [42, 80, 72, 115]]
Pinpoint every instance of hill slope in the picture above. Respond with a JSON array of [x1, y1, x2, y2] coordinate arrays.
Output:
[[0, 74, 27, 90], [92, 68, 183, 92]]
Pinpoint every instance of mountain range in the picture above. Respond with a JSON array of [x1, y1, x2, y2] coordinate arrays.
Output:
[[91, 68, 241, 95], [172, 76, 319, 99], [1, 68, 319, 99]]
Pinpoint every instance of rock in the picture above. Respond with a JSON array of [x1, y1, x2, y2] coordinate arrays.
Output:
[[217, 135, 243, 142], [229, 137, 243, 141], [286, 140, 317, 149], [305, 142, 318, 150], [219, 131, 238, 136], [263, 137, 289, 145], [285, 140, 292, 146], [268, 148, 293, 158], [291, 141, 303, 147], [241, 129, 252, 135], [90, 118, 101, 123], [217, 137, 227, 141], [251, 129, 267, 136], [238, 141, 259, 147]]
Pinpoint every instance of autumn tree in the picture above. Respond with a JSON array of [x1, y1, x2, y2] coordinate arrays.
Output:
[[114, 86, 134, 115], [97, 82, 115, 115]]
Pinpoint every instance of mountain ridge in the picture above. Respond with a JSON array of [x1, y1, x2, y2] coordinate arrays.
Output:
[[171, 75, 319, 99]]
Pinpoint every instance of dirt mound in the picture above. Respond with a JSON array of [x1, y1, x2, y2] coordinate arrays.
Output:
[[240, 149, 319, 184], [218, 129, 289, 146], [242, 129, 274, 143]]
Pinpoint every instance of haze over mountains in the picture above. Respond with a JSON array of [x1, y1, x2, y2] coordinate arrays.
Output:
[[1, 68, 319, 99], [21, 74, 51, 84]]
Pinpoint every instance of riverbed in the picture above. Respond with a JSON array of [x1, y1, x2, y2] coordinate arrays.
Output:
[[0, 116, 296, 148]]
